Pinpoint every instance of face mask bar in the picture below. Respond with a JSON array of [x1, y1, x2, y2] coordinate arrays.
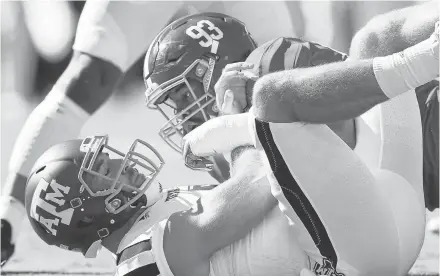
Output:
[[78, 136, 165, 214], [158, 83, 215, 153], [145, 59, 217, 153], [145, 59, 206, 108]]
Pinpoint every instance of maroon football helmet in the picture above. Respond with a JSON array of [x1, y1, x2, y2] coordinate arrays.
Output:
[[24, 136, 164, 257], [144, 12, 257, 152]]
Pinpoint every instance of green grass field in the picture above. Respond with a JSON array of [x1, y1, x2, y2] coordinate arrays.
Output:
[[1, 87, 438, 275]]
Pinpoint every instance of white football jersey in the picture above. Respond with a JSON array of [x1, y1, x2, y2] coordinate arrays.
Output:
[[116, 184, 312, 276], [73, 1, 296, 71], [115, 185, 218, 276], [152, 200, 309, 276]]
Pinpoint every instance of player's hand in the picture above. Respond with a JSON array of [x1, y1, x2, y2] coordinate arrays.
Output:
[[182, 113, 253, 171], [214, 62, 258, 115], [1, 219, 15, 267]]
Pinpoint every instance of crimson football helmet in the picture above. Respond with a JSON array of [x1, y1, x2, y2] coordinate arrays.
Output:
[[144, 12, 257, 152], [24, 136, 164, 257]]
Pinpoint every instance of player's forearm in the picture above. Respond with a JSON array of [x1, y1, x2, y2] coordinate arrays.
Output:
[[350, 0, 439, 58], [195, 148, 277, 257], [252, 59, 388, 123], [254, 24, 439, 124]]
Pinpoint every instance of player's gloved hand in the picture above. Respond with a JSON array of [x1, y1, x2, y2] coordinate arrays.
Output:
[[182, 113, 254, 171], [214, 62, 258, 116]]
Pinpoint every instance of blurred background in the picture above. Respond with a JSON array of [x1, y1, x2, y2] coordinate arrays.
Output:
[[0, 1, 438, 275]]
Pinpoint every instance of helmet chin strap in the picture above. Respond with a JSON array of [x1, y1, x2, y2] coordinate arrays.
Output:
[[133, 179, 164, 224], [116, 185, 171, 255], [85, 180, 165, 258]]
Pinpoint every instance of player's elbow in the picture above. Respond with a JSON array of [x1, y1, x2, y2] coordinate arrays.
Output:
[[252, 74, 297, 123], [252, 75, 273, 121], [350, 24, 380, 59], [349, 15, 402, 59], [55, 51, 123, 113]]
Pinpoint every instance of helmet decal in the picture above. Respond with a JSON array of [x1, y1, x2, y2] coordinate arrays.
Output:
[[185, 19, 225, 95], [29, 178, 74, 236], [203, 57, 216, 95], [186, 20, 224, 54]]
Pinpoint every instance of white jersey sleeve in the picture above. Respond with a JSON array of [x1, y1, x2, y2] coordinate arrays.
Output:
[[73, 1, 184, 71]]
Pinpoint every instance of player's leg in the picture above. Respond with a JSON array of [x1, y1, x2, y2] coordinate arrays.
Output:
[[1, 1, 38, 265], [249, 115, 412, 275], [370, 89, 426, 274], [354, 74, 428, 272], [0, 51, 121, 266], [418, 81, 439, 234], [284, 1, 306, 39], [324, 1, 352, 53], [22, 1, 77, 65], [0, 1, 126, 266], [349, 0, 439, 232], [349, 3, 438, 194], [416, 81, 439, 212], [297, 1, 335, 49]]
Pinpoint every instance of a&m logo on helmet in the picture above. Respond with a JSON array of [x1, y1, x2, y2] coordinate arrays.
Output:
[[29, 178, 74, 236]]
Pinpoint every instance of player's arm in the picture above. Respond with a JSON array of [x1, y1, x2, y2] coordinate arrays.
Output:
[[252, 25, 438, 124], [163, 147, 276, 276], [349, 0, 439, 59]]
